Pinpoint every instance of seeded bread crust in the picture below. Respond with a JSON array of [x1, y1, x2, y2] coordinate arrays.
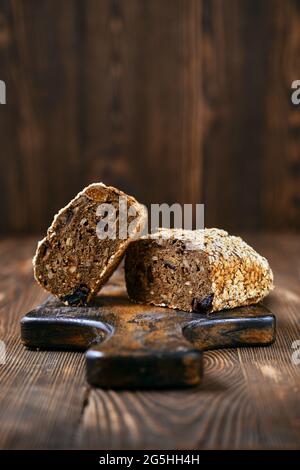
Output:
[[125, 228, 274, 313], [33, 183, 147, 305]]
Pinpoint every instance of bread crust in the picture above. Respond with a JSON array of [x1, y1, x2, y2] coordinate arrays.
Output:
[[125, 228, 274, 313]]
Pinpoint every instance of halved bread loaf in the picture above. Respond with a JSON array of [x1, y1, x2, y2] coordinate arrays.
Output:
[[34, 183, 147, 305], [125, 228, 274, 313]]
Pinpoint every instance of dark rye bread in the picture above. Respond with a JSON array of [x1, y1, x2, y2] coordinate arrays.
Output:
[[33, 183, 146, 305], [125, 228, 274, 313]]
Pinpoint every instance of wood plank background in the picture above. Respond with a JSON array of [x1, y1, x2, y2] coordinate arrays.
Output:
[[0, 0, 300, 234]]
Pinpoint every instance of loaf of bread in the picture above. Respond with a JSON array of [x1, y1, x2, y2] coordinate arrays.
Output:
[[33, 183, 147, 305], [125, 228, 274, 313]]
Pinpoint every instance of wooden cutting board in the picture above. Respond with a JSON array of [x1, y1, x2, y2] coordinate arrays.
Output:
[[20, 294, 276, 389]]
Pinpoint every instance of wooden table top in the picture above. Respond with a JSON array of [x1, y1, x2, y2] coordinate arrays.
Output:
[[0, 234, 299, 450]]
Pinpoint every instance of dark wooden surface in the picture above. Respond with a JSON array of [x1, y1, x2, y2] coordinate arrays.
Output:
[[20, 297, 275, 389], [0, 0, 300, 233], [0, 234, 300, 449]]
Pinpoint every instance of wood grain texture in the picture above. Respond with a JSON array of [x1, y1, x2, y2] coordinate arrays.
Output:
[[0, 0, 83, 233], [0, 234, 299, 449], [0, 0, 300, 233], [0, 238, 88, 449], [20, 296, 275, 389]]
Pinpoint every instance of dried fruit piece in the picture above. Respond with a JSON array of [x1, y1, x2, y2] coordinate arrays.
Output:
[[192, 294, 214, 314], [61, 284, 90, 306], [163, 261, 176, 270]]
